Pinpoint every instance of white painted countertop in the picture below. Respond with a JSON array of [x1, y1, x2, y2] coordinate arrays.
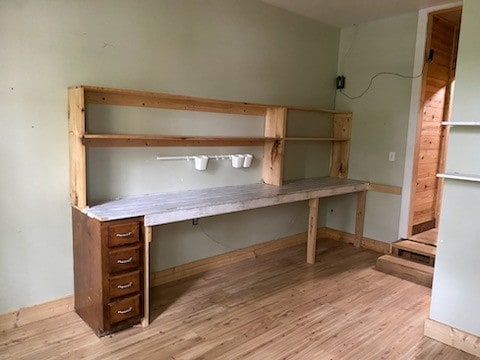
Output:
[[84, 177, 369, 226]]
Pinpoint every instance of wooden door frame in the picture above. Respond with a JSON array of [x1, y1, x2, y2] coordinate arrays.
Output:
[[434, 21, 460, 225], [406, 6, 462, 237], [406, 13, 434, 238]]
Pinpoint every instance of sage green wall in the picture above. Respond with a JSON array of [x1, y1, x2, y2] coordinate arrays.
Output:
[[0, 0, 339, 312], [430, 0, 480, 336], [329, 13, 418, 242]]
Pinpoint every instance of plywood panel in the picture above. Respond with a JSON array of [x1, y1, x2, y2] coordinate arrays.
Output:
[[416, 177, 438, 193], [414, 212, 436, 226], [418, 149, 441, 164], [423, 106, 445, 121], [419, 136, 441, 151], [414, 189, 437, 207]]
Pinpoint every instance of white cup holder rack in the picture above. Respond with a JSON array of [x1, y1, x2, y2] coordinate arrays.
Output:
[[156, 154, 254, 171]]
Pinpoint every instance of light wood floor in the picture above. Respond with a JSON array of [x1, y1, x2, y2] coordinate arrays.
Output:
[[1, 239, 476, 360]]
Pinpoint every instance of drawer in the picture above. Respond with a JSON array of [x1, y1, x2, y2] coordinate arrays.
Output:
[[108, 294, 141, 325], [108, 246, 141, 274], [108, 222, 140, 247], [109, 270, 141, 299]]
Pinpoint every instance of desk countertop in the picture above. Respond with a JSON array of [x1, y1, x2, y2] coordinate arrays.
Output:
[[83, 177, 369, 226]]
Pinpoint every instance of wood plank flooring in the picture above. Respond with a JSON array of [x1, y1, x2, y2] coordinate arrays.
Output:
[[1, 239, 475, 360]]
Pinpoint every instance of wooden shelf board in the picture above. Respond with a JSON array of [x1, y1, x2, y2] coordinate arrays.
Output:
[[441, 121, 480, 126], [70, 85, 351, 116], [437, 172, 480, 182], [82, 134, 281, 147], [286, 105, 351, 115], [285, 137, 348, 142]]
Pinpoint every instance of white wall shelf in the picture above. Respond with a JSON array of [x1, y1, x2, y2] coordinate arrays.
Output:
[[441, 122, 480, 126], [437, 172, 480, 182]]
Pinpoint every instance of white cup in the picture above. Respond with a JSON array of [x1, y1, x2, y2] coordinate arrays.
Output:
[[243, 154, 253, 168], [231, 154, 245, 168], [194, 156, 209, 170]]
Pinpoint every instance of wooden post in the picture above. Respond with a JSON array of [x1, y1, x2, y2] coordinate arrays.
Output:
[[354, 191, 367, 247], [330, 114, 352, 179], [141, 226, 152, 327], [262, 107, 287, 186], [307, 198, 319, 264], [68, 88, 87, 208]]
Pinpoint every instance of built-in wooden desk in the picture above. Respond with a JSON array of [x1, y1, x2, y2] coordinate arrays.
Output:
[[69, 86, 361, 336], [75, 177, 368, 334]]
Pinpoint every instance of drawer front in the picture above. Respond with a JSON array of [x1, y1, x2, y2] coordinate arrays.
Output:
[[109, 270, 141, 299], [108, 222, 140, 247], [108, 294, 141, 325], [108, 247, 141, 274]]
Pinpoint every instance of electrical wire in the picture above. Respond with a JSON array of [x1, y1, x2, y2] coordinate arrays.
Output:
[[199, 222, 232, 250], [339, 61, 428, 100], [197, 206, 306, 251]]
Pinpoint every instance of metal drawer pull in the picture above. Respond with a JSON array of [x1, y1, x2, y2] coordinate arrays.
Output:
[[117, 282, 133, 289], [116, 231, 133, 238], [117, 257, 133, 264], [117, 306, 133, 314]]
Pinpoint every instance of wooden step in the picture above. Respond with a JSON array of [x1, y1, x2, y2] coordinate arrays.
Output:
[[392, 240, 436, 258], [409, 228, 438, 246], [392, 239, 436, 266], [375, 255, 434, 287]]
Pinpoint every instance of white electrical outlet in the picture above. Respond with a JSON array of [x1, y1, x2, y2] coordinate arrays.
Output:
[[389, 152, 396, 162]]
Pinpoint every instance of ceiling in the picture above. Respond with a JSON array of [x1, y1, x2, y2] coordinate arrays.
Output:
[[262, 0, 460, 28]]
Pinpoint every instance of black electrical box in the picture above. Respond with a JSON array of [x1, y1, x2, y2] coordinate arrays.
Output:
[[336, 75, 346, 89]]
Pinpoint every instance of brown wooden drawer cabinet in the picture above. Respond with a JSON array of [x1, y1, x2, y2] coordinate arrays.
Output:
[[72, 208, 144, 336]]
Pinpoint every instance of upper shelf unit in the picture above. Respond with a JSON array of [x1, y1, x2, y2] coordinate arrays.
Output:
[[69, 85, 353, 208], [77, 85, 350, 115]]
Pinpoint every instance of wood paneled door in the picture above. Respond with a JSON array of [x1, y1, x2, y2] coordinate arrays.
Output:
[[409, 7, 461, 235]]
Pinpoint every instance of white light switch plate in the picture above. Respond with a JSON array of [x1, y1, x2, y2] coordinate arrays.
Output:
[[389, 152, 396, 161]]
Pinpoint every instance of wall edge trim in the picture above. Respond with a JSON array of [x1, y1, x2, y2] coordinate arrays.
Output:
[[0, 295, 74, 332], [1, 228, 389, 330], [318, 227, 391, 254], [424, 318, 480, 357]]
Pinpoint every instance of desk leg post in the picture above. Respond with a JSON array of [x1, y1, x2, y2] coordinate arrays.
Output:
[[141, 226, 152, 328], [307, 198, 319, 264], [355, 191, 367, 248]]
